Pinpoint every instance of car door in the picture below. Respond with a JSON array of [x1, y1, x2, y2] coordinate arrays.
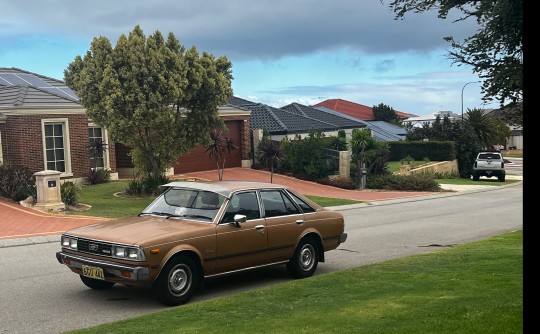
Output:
[[260, 189, 305, 263], [215, 191, 267, 273]]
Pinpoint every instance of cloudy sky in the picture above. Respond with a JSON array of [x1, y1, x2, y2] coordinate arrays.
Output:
[[1, 0, 496, 117]]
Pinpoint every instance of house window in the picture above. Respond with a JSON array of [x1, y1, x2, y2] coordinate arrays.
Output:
[[42, 119, 71, 175], [88, 127, 105, 168], [42, 120, 71, 174]]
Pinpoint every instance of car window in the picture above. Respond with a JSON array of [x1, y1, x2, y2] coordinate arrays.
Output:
[[287, 191, 316, 213], [222, 191, 260, 223], [261, 190, 300, 218], [478, 153, 501, 160]]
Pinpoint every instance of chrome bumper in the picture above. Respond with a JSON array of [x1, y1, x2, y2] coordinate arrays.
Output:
[[56, 252, 150, 281]]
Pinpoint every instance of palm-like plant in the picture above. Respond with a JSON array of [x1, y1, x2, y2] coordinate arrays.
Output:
[[350, 129, 372, 189], [257, 140, 282, 183], [88, 138, 107, 169], [205, 129, 238, 180], [465, 108, 496, 150]]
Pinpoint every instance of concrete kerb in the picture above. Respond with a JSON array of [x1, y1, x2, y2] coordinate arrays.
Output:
[[0, 179, 522, 248]]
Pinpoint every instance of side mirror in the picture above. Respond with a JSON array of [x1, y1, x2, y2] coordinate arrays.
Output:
[[232, 214, 247, 227]]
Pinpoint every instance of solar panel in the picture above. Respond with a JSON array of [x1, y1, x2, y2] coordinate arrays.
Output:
[[0, 73, 28, 86], [18, 74, 51, 87], [42, 87, 78, 101]]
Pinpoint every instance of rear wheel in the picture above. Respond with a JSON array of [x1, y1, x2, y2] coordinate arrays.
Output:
[[152, 255, 200, 306], [498, 174, 506, 182], [472, 173, 480, 181], [80, 275, 115, 290], [287, 237, 319, 279]]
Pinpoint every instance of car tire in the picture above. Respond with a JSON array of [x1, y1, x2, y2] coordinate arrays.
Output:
[[472, 173, 480, 181], [80, 275, 115, 290], [499, 175, 506, 182], [152, 255, 199, 306], [286, 237, 319, 279]]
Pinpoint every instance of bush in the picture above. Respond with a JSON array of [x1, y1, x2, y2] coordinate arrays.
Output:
[[61, 181, 81, 206], [367, 174, 442, 192], [317, 176, 356, 190], [125, 174, 170, 196], [0, 164, 35, 201], [87, 169, 111, 185]]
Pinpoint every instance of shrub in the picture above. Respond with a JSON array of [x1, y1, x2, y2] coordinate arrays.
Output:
[[0, 164, 35, 201], [367, 174, 442, 192], [317, 176, 356, 190], [125, 174, 170, 196], [87, 169, 111, 185], [61, 181, 81, 206]]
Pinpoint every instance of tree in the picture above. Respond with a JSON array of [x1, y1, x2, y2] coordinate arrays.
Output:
[[350, 129, 372, 189], [64, 25, 233, 179], [384, 0, 523, 125], [257, 140, 283, 183], [205, 129, 238, 180], [491, 118, 512, 150], [406, 115, 481, 177], [372, 103, 400, 124], [464, 108, 496, 150]]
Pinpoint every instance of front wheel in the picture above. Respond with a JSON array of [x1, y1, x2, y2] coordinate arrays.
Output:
[[80, 275, 115, 290], [286, 237, 319, 279], [152, 255, 200, 306]]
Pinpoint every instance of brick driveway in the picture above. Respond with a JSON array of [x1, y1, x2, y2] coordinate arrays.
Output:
[[0, 167, 436, 240]]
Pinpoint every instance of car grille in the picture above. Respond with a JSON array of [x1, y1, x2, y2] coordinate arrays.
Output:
[[77, 238, 113, 257]]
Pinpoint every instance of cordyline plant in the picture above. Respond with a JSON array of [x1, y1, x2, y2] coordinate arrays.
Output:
[[205, 129, 238, 180]]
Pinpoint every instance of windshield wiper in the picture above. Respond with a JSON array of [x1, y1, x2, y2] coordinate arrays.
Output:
[[139, 211, 175, 217]]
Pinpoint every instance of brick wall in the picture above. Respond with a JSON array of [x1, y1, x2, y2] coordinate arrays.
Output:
[[115, 116, 252, 175], [0, 114, 116, 178]]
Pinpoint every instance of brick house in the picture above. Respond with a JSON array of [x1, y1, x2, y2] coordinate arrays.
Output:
[[0, 68, 252, 181]]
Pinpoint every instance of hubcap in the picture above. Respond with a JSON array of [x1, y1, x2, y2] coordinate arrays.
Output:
[[300, 245, 315, 271], [169, 265, 191, 296]]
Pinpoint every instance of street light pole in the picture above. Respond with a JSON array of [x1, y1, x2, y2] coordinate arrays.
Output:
[[461, 81, 481, 122]]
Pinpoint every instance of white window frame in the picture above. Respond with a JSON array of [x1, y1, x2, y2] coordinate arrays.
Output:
[[41, 118, 73, 177], [88, 123, 111, 170]]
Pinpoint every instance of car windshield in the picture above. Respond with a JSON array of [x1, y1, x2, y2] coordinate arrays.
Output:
[[141, 188, 226, 222]]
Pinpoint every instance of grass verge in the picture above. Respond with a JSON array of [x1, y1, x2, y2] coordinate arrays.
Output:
[[67, 230, 523, 334]]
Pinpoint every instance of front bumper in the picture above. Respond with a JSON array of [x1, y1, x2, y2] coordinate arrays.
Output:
[[56, 251, 150, 281]]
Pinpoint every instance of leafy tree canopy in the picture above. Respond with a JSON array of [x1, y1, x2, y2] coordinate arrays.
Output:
[[384, 0, 523, 125], [372, 103, 401, 124], [64, 25, 233, 178]]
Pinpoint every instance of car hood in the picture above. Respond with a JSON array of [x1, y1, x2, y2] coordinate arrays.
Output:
[[63, 215, 215, 246]]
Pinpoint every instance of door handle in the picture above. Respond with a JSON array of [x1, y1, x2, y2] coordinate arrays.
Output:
[[296, 220, 304, 225], [255, 225, 265, 230]]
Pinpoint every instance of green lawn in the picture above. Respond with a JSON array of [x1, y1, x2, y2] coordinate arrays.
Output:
[[67, 230, 523, 334], [70, 181, 362, 219]]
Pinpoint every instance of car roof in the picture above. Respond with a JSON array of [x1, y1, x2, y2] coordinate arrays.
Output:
[[160, 180, 286, 198]]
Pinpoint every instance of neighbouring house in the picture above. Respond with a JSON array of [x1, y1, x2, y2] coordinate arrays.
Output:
[[485, 102, 523, 150], [0, 67, 252, 181], [314, 105, 407, 141], [313, 98, 417, 121], [0, 67, 118, 182], [227, 97, 367, 149], [114, 104, 252, 177]]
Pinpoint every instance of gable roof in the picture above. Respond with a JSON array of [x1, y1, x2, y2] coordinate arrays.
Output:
[[313, 98, 417, 120], [314, 105, 405, 141], [280, 103, 366, 130], [228, 97, 340, 135]]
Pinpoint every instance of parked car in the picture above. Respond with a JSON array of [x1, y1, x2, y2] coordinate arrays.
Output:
[[56, 181, 347, 306], [472, 151, 506, 182]]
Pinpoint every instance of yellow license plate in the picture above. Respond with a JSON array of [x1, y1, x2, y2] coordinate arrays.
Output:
[[82, 265, 105, 280]]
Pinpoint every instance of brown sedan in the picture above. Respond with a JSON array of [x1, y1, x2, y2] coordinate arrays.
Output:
[[56, 180, 347, 306]]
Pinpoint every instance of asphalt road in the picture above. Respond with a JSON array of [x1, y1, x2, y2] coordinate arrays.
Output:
[[0, 183, 523, 334]]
